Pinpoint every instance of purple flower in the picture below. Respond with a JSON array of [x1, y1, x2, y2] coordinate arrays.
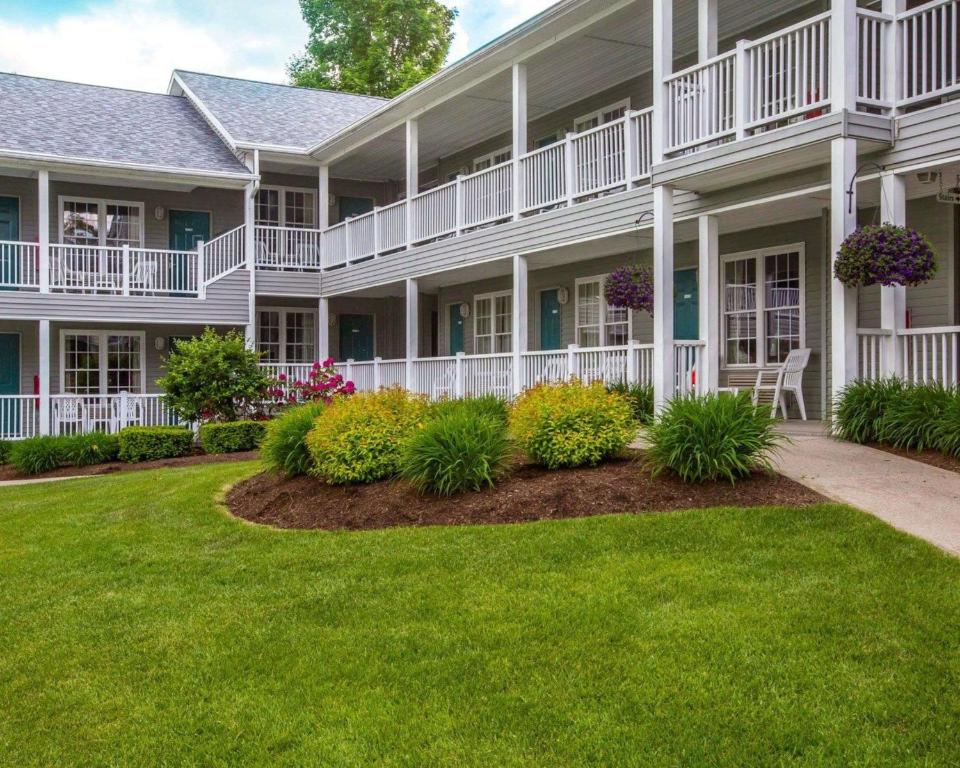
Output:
[[604, 265, 654, 314], [835, 223, 937, 288]]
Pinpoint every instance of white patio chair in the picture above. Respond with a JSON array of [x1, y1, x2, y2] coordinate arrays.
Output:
[[431, 363, 457, 399], [53, 396, 86, 435], [130, 260, 157, 292], [601, 355, 627, 386], [753, 347, 811, 420], [535, 358, 566, 385]]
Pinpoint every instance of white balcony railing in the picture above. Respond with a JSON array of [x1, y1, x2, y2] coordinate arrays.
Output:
[[205, 225, 246, 281], [665, 51, 738, 152], [461, 162, 513, 229], [0, 395, 40, 440], [48, 393, 182, 436], [900, 0, 960, 106], [856, 326, 960, 388], [255, 225, 322, 270], [0, 241, 40, 290], [49, 244, 200, 296]]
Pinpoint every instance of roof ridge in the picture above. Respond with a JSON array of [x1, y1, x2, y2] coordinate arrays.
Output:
[[0, 70, 178, 99], [174, 69, 390, 101]]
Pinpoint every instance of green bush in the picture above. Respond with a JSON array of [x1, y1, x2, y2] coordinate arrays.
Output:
[[934, 391, 960, 458], [607, 381, 654, 424], [401, 404, 513, 496], [118, 426, 194, 463], [509, 380, 635, 469], [199, 420, 267, 454], [645, 393, 781, 483], [9, 436, 72, 475], [261, 402, 327, 477], [834, 378, 906, 444], [878, 383, 953, 451], [65, 432, 120, 467], [0, 439, 11, 465], [427, 394, 509, 424], [307, 388, 427, 484]]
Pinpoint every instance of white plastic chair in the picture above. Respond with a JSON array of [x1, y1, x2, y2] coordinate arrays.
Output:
[[753, 347, 811, 420], [535, 358, 567, 385], [431, 363, 457, 399], [53, 396, 86, 435]]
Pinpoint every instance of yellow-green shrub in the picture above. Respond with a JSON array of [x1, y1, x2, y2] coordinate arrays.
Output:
[[306, 387, 428, 484], [509, 380, 635, 469]]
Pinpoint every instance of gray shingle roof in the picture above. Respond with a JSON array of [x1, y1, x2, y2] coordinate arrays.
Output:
[[174, 71, 386, 151], [0, 72, 250, 176]]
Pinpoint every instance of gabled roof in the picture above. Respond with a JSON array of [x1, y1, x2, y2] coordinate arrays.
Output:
[[171, 71, 387, 153], [0, 72, 251, 178]]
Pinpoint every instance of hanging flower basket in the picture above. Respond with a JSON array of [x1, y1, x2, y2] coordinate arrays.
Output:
[[834, 223, 938, 288], [604, 265, 654, 314]]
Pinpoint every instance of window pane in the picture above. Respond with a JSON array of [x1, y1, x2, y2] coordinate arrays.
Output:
[[285, 311, 316, 363], [256, 189, 280, 226], [63, 333, 100, 394], [106, 334, 142, 393], [104, 205, 141, 247], [723, 258, 758, 365], [284, 191, 316, 228], [258, 311, 281, 363], [62, 201, 99, 246], [764, 251, 801, 363]]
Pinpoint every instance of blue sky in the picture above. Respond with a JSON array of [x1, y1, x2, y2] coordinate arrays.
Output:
[[0, 0, 555, 92]]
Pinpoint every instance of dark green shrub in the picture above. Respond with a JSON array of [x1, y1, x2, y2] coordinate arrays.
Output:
[[427, 394, 509, 424], [0, 439, 11, 465], [65, 432, 120, 467], [834, 378, 906, 444], [307, 388, 428, 484], [401, 410, 513, 496], [510, 380, 635, 469], [9, 436, 72, 475], [199, 421, 267, 454], [607, 381, 654, 424], [878, 383, 953, 451], [934, 391, 960, 458], [261, 402, 327, 477], [645, 393, 781, 483], [118, 426, 194, 463]]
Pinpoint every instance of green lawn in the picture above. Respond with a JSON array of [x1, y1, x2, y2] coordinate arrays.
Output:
[[1, 464, 959, 767]]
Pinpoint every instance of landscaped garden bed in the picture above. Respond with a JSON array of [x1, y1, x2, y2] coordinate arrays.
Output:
[[227, 451, 823, 530]]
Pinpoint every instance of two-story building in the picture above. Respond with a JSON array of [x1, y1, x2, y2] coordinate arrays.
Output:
[[2, 0, 959, 438]]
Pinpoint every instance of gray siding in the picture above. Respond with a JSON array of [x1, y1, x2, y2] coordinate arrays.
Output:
[[256, 270, 322, 297], [883, 100, 960, 171], [326, 295, 435, 361]]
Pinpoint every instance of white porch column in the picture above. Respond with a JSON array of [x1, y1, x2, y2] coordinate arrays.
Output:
[[244, 179, 257, 349], [37, 170, 49, 294], [405, 277, 419, 390], [653, 185, 675, 411], [698, 214, 720, 392], [38, 320, 50, 435], [651, 0, 673, 164], [831, 137, 859, 405], [405, 119, 418, 249], [697, 0, 717, 60], [831, 0, 858, 114], [880, 172, 907, 377], [512, 62, 528, 221], [512, 253, 529, 395], [318, 297, 330, 362], [318, 165, 330, 231]]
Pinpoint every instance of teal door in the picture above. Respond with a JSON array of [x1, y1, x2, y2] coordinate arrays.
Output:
[[339, 196, 374, 223], [448, 304, 465, 355], [674, 268, 699, 341], [169, 211, 210, 294], [540, 289, 562, 350], [0, 334, 20, 438], [0, 197, 20, 289], [339, 314, 374, 361]]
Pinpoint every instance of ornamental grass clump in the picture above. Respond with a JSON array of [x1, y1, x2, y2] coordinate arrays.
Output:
[[260, 401, 327, 477], [834, 378, 906, 445], [878, 382, 953, 451], [307, 387, 428, 484], [401, 402, 513, 496], [933, 391, 960, 458], [607, 382, 654, 424], [510, 380, 635, 469], [427, 394, 509, 425], [834, 223, 937, 288], [645, 393, 781, 484]]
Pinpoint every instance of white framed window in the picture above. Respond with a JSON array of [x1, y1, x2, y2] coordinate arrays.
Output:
[[60, 330, 145, 394], [535, 131, 563, 149], [473, 146, 512, 172], [722, 244, 805, 367], [573, 99, 631, 134], [60, 197, 144, 247], [255, 186, 317, 229], [575, 275, 630, 347], [257, 308, 317, 364], [474, 290, 512, 354]]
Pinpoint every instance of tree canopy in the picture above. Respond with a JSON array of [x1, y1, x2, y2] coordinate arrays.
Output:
[[289, 0, 458, 98]]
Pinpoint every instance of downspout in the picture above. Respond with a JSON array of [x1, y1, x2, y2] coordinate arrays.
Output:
[[244, 149, 261, 349]]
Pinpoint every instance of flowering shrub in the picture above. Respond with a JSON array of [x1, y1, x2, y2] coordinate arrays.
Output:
[[604, 265, 654, 313], [267, 358, 355, 406], [834, 223, 937, 288]]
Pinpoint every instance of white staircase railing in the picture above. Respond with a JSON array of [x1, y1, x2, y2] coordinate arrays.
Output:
[[204, 224, 246, 282]]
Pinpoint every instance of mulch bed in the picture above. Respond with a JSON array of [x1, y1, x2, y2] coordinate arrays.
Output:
[[226, 451, 826, 531], [869, 443, 960, 475], [0, 450, 259, 482]]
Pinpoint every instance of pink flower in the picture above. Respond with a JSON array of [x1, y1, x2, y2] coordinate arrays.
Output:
[[343, 381, 356, 394], [277, 373, 287, 382], [322, 357, 334, 368]]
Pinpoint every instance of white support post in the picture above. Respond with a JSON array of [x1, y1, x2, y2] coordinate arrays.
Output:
[[564, 132, 576, 206], [512, 253, 529, 395], [567, 343, 579, 379], [512, 62, 528, 221], [698, 215, 720, 393], [627, 338, 638, 384], [698, 0, 718, 60], [882, 0, 905, 116], [734, 40, 750, 140], [831, 137, 859, 406], [37, 170, 49, 294], [38, 320, 50, 435], [318, 297, 330, 361], [880, 172, 907, 377], [653, 184, 675, 412], [455, 352, 465, 398], [346, 359, 355, 385], [121, 244, 131, 296], [455, 176, 465, 235], [196, 240, 205, 299], [831, 0, 858, 114], [652, 0, 673, 164], [244, 177, 257, 349], [373, 208, 381, 256], [318, 165, 330, 231], [373, 357, 382, 391], [624, 112, 637, 190], [405, 277, 419, 390], [405, 119, 418, 249], [119, 391, 129, 430]]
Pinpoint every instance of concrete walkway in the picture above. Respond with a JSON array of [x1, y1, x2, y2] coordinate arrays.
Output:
[[775, 421, 960, 557]]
